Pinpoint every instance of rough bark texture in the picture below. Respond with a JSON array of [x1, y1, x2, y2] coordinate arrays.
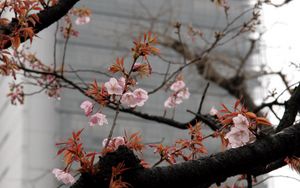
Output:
[[128, 124, 300, 188], [71, 123, 300, 188]]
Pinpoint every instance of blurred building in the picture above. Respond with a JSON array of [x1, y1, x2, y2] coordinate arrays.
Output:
[[0, 0, 265, 187]]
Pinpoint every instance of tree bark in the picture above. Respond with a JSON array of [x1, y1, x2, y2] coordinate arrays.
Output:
[[71, 122, 300, 188]]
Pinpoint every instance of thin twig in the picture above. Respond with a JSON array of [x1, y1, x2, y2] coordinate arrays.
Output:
[[253, 175, 300, 187], [53, 22, 59, 71], [105, 102, 121, 148], [175, 23, 187, 65], [61, 25, 71, 76], [105, 58, 139, 147], [198, 82, 210, 114]]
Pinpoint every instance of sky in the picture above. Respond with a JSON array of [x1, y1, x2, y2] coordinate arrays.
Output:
[[262, 0, 300, 187]]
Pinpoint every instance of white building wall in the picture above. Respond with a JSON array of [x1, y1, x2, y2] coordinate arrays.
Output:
[[0, 77, 24, 188]]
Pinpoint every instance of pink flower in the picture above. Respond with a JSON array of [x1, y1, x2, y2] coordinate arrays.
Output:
[[225, 115, 253, 148], [177, 88, 190, 99], [75, 16, 91, 25], [164, 96, 183, 108], [170, 80, 185, 92], [52, 168, 75, 185], [120, 88, 149, 108], [225, 127, 252, 148], [102, 136, 126, 150], [89, 113, 108, 126], [80, 100, 93, 116], [232, 114, 249, 129], [209, 106, 218, 116], [133, 88, 148, 106], [118, 77, 126, 90], [121, 92, 137, 107], [104, 77, 124, 95]]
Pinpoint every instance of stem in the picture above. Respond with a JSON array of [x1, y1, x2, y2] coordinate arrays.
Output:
[[104, 57, 138, 148], [61, 25, 71, 76], [152, 157, 164, 167], [53, 22, 59, 71], [105, 101, 121, 148]]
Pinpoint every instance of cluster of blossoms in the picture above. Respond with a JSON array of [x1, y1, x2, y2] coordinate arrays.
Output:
[[212, 100, 271, 149], [104, 77, 149, 108], [80, 100, 108, 126], [53, 32, 158, 185], [164, 80, 190, 108], [224, 114, 254, 148]]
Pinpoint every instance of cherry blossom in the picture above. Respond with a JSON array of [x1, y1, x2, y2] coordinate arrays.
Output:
[[225, 126, 252, 148], [133, 88, 149, 106], [80, 100, 93, 116], [164, 96, 182, 108], [89, 113, 108, 126], [177, 88, 190, 99], [209, 106, 218, 116], [120, 88, 149, 107], [164, 80, 190, 109], [102, 136, 126, 151], [104, 77, 124, 95], [225, 114, 253, 148], [75, 16, 91, 25], [118, 77, 126, 90], [170, 80, 185, 92], [232, 114, 249, 129], [52, 168, 76, 185], [120, 92, 137, 107]]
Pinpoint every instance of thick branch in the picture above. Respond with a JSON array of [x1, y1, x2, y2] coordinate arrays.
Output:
[[276, 85, 300, 132], [128, 123, 300, 188], [71, 123, 300, 188], [0, 0, 80, 49]]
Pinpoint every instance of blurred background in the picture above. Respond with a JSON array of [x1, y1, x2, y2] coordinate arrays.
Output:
[[0, 0, 299, 187]]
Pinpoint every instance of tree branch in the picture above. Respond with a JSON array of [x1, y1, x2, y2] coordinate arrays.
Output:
[[71, 122, 300, 188], [275, 85, 300, 132], [127, 123, 300, 188], [0, 0, 80, 49], [17, 65, 220, 130]]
